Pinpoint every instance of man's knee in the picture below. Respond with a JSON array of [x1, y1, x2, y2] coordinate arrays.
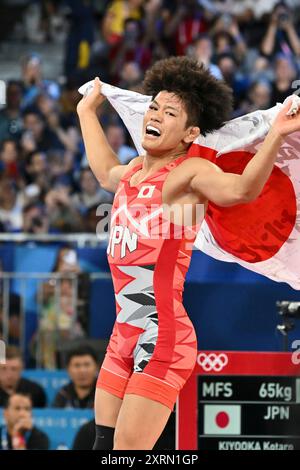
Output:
[[93, 424, 115, 450], [114, 427, 146, 450]]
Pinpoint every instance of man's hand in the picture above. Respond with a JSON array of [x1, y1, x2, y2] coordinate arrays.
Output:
[[11, 416, 32, 450], [12, 416, 33, 438], [272, 97, 300, 137], [77, 77, 106, 115]]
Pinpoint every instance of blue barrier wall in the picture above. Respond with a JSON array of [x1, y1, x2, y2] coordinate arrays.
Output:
[[22, 370, 69, 406]]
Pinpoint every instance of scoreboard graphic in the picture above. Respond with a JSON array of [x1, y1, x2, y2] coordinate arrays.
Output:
[[176, 351, 300, 450]]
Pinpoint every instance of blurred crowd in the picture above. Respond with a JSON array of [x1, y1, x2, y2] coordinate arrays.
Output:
[[0, 0, 300, 235]]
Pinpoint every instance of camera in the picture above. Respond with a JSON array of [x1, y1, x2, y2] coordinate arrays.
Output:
[[278, 12, 289, 23]]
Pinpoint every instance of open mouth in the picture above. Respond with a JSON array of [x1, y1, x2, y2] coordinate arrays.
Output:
[[145, 124, 161, 138]]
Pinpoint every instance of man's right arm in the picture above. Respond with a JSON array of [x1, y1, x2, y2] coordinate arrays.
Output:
[[77, 77, 133, 193]]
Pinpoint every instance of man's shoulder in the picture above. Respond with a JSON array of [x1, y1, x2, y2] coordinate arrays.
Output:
[[52, 382, 73, 407], [181, 157, 218, 169], [28, 426, 49, 450], [18, 377, 45, 393], [58, 381, 73, 394], [170, 157, 220, 180]]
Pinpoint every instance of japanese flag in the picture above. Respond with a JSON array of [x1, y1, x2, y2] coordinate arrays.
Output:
[[204, 404, 241, 435], [79, 81, 300, 290]]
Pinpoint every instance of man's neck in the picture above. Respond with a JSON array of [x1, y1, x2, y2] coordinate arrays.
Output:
[[2, 385, 16, 395], [74, 385, 92, 399], [143, 148, 187, 173]]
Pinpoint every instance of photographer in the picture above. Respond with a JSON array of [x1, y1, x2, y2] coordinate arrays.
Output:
[[22, 202, 50, 234], [261, 2, 300, 58], [44, 178, 83, 233], [0, 393, 49, 450]]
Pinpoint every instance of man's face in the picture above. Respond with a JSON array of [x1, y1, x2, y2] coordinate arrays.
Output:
[[1, 141, 18, 164], [218, 57, 235, 79], [0, 358, 23, 391], [4, 395, 32, 430], [7, 84, 22, 109], [250, 83, 271, 109], [194, 39, 212, 61], [24, 114, 44, 138], [275, 58, 296, 82], [67, 355, 97, 388], [29, 153, 47, 175], [142, 91, 196, 156], [106, 126, 125, 152], [23, 206, 47, 233], [80, 170, 98, 195]]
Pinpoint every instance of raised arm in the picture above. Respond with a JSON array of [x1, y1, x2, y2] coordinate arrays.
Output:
[[77, 78, 131, 193], [190, 99, 300, 207]]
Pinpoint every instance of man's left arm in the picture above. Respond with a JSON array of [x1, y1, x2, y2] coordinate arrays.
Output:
[[190, 98, 300, 206]]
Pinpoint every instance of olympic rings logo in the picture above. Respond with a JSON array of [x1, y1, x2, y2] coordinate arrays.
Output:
[[197, 352, 228, 372]]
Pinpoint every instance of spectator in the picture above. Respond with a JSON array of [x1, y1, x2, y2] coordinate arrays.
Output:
[[110, 18, 152, 84], [118, 61, 143, 91], [270, 53, 297, 106], [83, 203, 104, 233], [211, 14, 247, 62], [52, 345, 98, 408], [216, 53, 250, 109], [163, 0, 207, 56], [0, 292, 22, 346], [104, 123, 137, 165], [260, 2, 300, 59], [44, 177, 83, 233], [37, 247, 88, 368], [72, 168, 112, 215], [21, 109, 67, 156], [0, 139, 21, 181], [102, 0, 144, 45], [36, 94, 80, 155], [0, 346, 47, 408], [21, 53, 60, 109], [248, 55, 274, 84], [247, 80, 272, 111], [0, 81, 23, 142], [22, 202, 50, 234], [0, 393, 49, 450], [190, 34, 223, 80], [0, 178, 24, 232], [25, 151, 48, 185], [234, 80, 272, 117]]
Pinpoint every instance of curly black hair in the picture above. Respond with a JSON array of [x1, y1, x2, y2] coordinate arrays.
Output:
[[142, 56, 233, 136]]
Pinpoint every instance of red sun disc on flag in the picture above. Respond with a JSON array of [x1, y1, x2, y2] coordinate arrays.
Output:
[[204, 151, 297, 263], [215, 411, 230, 428]]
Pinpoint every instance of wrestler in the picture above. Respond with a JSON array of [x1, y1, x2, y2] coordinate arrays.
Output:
[[77, 56, 300, 450]]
